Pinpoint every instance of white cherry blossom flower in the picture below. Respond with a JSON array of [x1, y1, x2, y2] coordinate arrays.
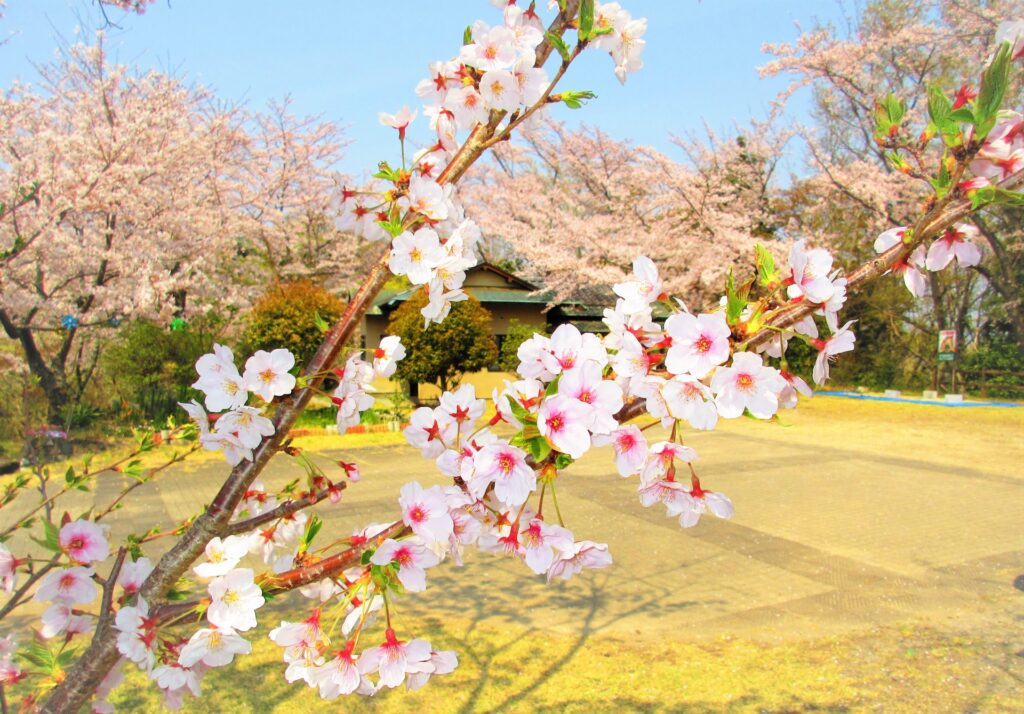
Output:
[[812, 321, 857, 385], [207, 569, 264, 631], [546, 541, 613, 582], [243, 349, 296, 402], [213, 406, 275, 449], [193, 536, 250, 579], [178, 627, 251, 668]]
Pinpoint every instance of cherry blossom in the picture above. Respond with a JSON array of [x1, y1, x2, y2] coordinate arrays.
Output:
[[378, 106, 417, 140], [664, 311, 732, 378], [179, 627, 252, 668], [115, 598, 157, 669], [206, 569, 265, 631], [710, 352, 785, 420], [546, 541, 613, 582], [537, 394, 593, 459], [312, 641, 364, 698], [925, 224, 982, 271], [57, 520, 109, 565], [593, 425, 649, 477], [243, 349, 297, 402], [470, 443, 536, 506], [194, 536, 250, 579], [372, 335, 406, 378], [812, 321, 857, 385], [399, 482, 455, 544], [214, 407, 275, 450], [34, 567, 96, 605], [0, 544, 18, 593], [786, 239, 836, 304], [370, 538, 440, 592], [668, 485, 735, 528], [613, 255, 664, 314], [357, 628, 434, 689]]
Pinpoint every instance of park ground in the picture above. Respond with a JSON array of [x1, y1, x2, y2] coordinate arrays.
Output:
[[26, 396, 1024, 712]]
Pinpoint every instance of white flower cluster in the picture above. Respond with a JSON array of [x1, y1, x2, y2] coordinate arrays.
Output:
[[181, 344, 296, 465]]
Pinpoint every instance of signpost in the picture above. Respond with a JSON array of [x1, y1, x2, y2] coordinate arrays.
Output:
[[938, 329, 957, 361], [937, 329, 958, 393]]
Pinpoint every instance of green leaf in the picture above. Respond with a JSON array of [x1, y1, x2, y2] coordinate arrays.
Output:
[[969, 185, 996, 210], [42, 519, 60, 552], [927, 85, 952, 127], [300, 514, 324, 552], [557, 90, 597, 109], [64, 466, 76, 486], [122, 460, 145, 482], [546, 31, 571, 63], [507, 398, 531, 425], [579, 0, 595, 39], [361, 548, 374, 566], [948, 107, 975, 123], [463, 25, 473, 46], [975, 42, 1011, 136], [135, 430, 154, 453], [544, 374, 561, 397], [725, 270, 746, 326], [528, 436, 552, 462], [554, 452, 574, 470], [754, 244, 779, 287], [312, 311, 330, 334]]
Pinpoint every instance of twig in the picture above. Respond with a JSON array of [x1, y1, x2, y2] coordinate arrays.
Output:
[[223, 486, 340, 537], [94, 547, 127, 641]]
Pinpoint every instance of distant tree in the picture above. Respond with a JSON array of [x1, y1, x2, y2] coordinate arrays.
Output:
[[240, 281, 345, 367], [387, 291, 497, 393]]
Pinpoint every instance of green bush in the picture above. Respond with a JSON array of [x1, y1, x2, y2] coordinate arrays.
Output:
[[498, 319, 547, 373], [104, 318, 222, 423], [387, 290, 498, 393], [240, 281, 346, 368]]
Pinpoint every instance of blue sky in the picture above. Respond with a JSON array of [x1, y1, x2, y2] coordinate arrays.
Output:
[[1, 1, 849, 178]]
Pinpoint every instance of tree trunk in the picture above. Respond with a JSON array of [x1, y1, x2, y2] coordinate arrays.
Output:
[[0, 310, 71, 424]]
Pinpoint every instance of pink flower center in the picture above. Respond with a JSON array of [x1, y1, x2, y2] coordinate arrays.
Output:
[[736, 374, 755, 391], [408, 506, 426, 523], [393, 548, 413, 567], [695, 335, 712, 354], [497, 453, 516, 474], [68, 536, 85, 552], [546, 414, 564, 433]]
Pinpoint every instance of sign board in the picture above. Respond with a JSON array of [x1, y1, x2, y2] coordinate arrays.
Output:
[[938, 330, 957, 362]]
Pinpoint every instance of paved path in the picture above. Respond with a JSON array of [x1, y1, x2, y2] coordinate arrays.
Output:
[[76, 399, 1024, 648]]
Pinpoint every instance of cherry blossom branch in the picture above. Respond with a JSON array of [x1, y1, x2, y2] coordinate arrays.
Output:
[[223, 485, 342, 537], [0, 557, 58, 621], [740, 166, 1024, 351], [264, 521, 409, 594], [94, 547, 127, 642], [150, 520, 409, 628]]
